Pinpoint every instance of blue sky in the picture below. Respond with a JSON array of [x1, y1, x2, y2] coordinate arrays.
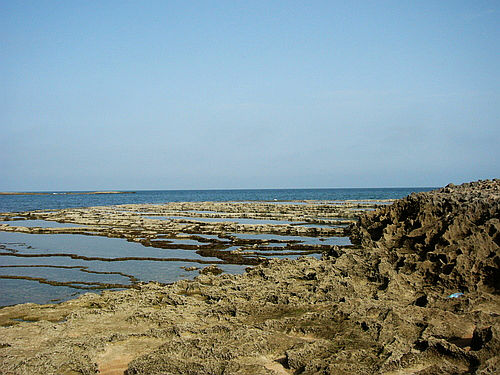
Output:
[[1, 1, 498, 190]]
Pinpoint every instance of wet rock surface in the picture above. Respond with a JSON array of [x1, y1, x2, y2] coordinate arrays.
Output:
[[0, 200, 369, 298], [0, 181, 498, 374]]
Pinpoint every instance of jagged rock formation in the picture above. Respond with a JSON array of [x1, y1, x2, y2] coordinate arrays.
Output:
[[351, 179, 500, 294], [0, 180, 498, 374]]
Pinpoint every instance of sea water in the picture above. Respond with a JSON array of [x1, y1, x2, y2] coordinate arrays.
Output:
[[0, 187, 434, 306], [0, 187, 433, 213]]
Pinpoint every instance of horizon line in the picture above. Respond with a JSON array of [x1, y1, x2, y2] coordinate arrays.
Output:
[[0, 186, 438, 194]]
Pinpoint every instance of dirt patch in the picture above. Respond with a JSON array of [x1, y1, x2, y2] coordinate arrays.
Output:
[[97, 338, 163, 375]]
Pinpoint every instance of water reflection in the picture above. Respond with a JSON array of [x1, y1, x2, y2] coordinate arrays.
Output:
[[0, 227, 350, 306], [1, 219, 83, 228]]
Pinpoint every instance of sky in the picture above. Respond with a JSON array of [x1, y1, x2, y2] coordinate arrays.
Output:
[[1, 1, 499, 191]]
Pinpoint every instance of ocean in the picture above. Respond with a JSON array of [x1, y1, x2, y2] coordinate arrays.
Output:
[[0, 187, 435, 306], [0, 187, 434, 213]]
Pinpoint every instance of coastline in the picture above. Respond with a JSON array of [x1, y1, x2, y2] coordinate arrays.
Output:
[[0, 199, 370, 306], [0, 187, 431, 214], [0, 180, 498, 374]]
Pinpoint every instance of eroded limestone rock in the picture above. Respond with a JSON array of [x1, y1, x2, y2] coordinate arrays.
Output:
[[0, 182, 498, 374]]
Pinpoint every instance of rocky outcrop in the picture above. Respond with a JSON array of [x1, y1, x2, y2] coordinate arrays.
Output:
[[351, 179, 500, 294], [0, 181, 498, 374]]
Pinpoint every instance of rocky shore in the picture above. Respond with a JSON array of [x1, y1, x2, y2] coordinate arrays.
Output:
[[0, 180, 498, 374], [0, 199, 371, 296]]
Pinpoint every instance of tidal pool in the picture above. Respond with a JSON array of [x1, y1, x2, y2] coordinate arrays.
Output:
[[166, 216, 299, 225], [228, 233, 352, 246], [0, 231, 223, 306], [1, 219, 84, 228], [0, 228, 349, 306], [151, 238, 206, 246], [298, 223, 349, 228]]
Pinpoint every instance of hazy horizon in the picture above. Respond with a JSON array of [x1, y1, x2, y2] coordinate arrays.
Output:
[[2, 1, 499, 191], [1, 184, 448, 193]]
